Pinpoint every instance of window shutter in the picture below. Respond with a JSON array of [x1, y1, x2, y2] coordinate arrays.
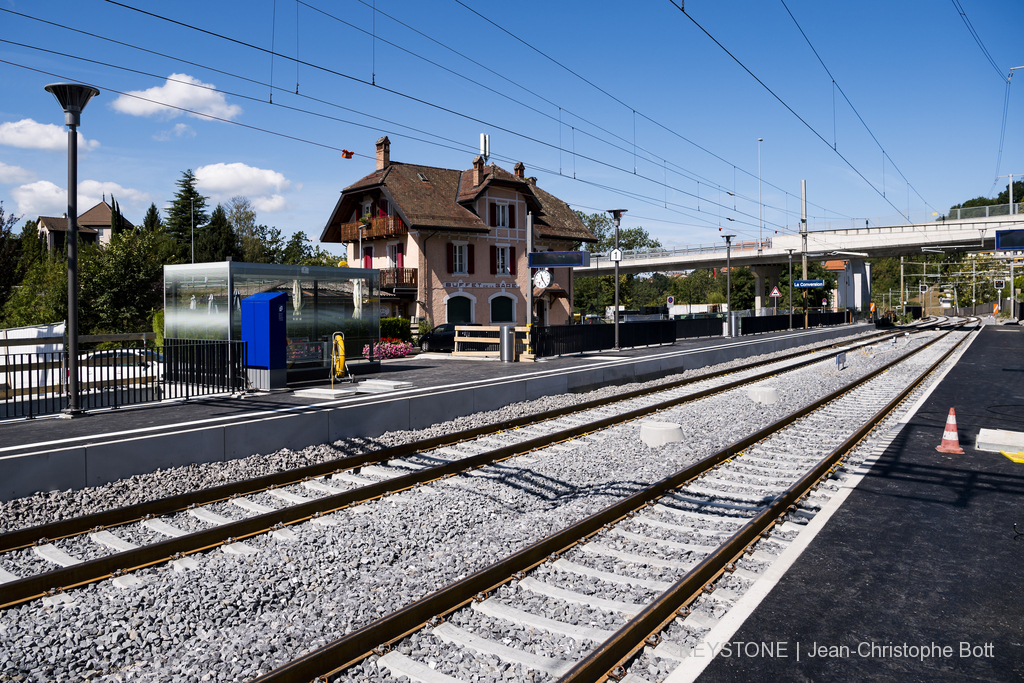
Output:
[[468, 244, 476, 274], [489, 202, 497, 227], [363, 247, 372, 269], [508, 205, 515, 230], [489, 245, 497, 274], [446, 242, 454, 274], [396, 243, 404, 269], [509, 246, 517, 275], [378, 198, 388, 216]]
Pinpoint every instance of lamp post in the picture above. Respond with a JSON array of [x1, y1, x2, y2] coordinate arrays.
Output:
[[45, 82, 99, 418], [607, 209, 626, 349], [723, 234, 736, 336], [786, 248, 794, 330], [757, 138, 763, 254]]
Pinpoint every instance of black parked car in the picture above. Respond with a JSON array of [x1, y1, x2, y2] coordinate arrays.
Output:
[[419, 323, 480, 352]]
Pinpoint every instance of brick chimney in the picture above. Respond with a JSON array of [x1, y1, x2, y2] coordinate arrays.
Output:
[[514, 162, 525, 179], [376, 136, 391, 170], [473, 155, 485, 186]]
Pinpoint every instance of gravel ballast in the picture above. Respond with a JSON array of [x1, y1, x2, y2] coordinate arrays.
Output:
[[3, 328, 955, 682]]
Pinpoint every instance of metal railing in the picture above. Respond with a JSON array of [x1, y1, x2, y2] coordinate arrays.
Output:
[[380, 267, 418, 288], [0, 338, 247, 419], [334, 215, 407, 242]]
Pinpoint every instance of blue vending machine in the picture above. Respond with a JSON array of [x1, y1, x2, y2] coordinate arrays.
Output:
[[240, 292, 288, 390]]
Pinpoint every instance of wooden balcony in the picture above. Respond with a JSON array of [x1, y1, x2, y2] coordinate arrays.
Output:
[[336, 215, 408, 242], [380, 267, 417, 289]]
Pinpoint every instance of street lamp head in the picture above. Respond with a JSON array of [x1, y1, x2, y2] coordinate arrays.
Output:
[[45, 82, 100, 126], [606, 209, 627, 225], [722, 234, 736, 243], [758, 138, 763, 142]]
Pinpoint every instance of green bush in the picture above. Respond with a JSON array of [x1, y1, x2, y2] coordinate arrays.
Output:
[[152, 308, 164, 348], [417, 318, 433, 338], [380, 317, 412, 342]]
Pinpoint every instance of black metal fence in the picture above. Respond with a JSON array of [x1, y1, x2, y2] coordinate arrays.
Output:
[[675, 317, 725, 339], [533, 321, 676, 356], [1, 339, 247, 420], [739, 315, 791, 335]]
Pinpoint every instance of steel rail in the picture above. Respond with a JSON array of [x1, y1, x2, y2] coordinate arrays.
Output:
[[0, 328, 907, 609], [246, 327, 964, 683], [558, 323, 977, 683], [0, 327, 899, 556]]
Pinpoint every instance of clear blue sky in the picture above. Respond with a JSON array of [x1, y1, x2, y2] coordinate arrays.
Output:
[[1, 0, 1020, 251]]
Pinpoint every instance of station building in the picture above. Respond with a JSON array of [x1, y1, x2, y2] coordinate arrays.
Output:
[[320, 137, 596, 327]]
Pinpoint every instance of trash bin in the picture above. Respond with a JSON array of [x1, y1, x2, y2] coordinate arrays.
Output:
[[499, 324, 516, 362]]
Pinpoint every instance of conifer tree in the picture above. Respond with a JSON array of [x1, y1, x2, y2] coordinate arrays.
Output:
[[164, 169, 208, 262]]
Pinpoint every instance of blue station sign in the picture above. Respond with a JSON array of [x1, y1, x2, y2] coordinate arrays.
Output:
[[793, 279, 825, 288]]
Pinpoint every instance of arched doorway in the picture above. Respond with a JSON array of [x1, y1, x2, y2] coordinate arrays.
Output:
[[447, 295, 472, 324]]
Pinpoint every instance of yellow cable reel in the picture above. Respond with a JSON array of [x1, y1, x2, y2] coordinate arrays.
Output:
[[331, 331, 349, 385]]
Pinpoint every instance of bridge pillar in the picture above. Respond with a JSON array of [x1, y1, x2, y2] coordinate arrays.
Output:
[[750, 265, 784, 312], [837, 259, 872, 315]]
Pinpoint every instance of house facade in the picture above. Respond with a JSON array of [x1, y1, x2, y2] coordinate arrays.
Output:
[[36, 200, 133, 252], [320, 137, 596, 327]]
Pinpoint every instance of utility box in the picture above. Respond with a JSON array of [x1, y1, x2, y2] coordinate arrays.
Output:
[[241, 292, 288, 390]]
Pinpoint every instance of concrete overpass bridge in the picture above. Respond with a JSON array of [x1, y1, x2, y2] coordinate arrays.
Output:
[[573, 205, 1024, 311]]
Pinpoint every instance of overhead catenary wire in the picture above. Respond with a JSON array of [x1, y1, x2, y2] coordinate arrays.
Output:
[[8, 2, 838, 230], [20, 3, 785, 232], [448, 0, 849, 221], [1, 56, 766, 241], [779, 0, 935, 213], [670, 1, 930, 225]]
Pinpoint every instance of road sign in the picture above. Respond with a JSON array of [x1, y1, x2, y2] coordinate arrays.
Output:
[[822, 298, 828, 305], [995, 279, 1005, 290], [870, 302, 875, 313], [919, 284, 928, 293], [793, 279, 824, 288], [769, 286, 781, 298], [609, 249, 622, 262], [667, 295, 675, 306]]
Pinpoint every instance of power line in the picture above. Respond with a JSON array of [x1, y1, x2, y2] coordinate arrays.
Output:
[[446, 0, 848, 221], [779, 0, 936, 213], [950, 0, 1005, 82], [51, 3, 789, 231], [670, 1, 921, 224], [1, 55, 766, 242]]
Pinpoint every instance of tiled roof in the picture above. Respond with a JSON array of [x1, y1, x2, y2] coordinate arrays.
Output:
[[322, 159, 595, 243], [36, 200, 133, 232], [37, 215, 98, 234], [77, 200, 134, 229]]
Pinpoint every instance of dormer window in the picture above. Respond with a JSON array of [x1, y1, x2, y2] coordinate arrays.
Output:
[[489, 201, 514, 229]]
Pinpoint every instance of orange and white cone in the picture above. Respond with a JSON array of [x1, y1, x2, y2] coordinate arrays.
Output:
[[936, 408, 964, 454]]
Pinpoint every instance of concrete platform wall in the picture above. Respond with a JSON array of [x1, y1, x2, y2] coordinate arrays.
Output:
[[0, 325, 859, 501]]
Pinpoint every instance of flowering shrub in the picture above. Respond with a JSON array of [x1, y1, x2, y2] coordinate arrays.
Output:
[[362, 337, 414, 360]]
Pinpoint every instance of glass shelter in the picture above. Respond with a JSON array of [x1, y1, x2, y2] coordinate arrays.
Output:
[[164, 262, 380, 379]]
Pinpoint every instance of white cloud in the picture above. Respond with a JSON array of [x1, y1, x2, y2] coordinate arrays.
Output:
[[10, 180, 151, 217], [153, 123, 197, 141], [195, 162, 293, 212], [251, 195, 287, 213], [0, 119, 99, 152], [78, 180, 151, 210], [110, 74, 242, 120], [0, 162, 35, 185], [11, 180, 65, 216]]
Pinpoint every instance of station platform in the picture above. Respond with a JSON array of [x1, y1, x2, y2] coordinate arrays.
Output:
[[692, 324, 1024, 682], [0, 324, 867, 501]]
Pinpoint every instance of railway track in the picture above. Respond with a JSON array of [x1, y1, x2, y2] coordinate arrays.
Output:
[[243, 320, 976, 683], [0, 326, 918, 609]]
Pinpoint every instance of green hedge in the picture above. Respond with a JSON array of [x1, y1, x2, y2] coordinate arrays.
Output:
[[381, 317, 412, 342]]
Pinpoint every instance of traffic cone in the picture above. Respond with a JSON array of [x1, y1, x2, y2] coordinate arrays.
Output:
[[936, 408, 965, 454]]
